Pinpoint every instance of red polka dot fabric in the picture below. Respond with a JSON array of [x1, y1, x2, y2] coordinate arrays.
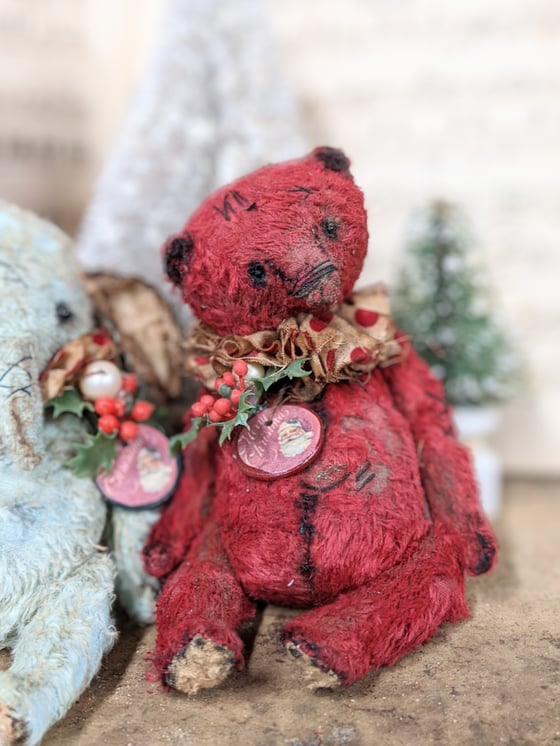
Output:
[[185, 285, 402, 401]]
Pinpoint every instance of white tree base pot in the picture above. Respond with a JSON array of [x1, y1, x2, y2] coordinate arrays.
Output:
[[453, 406, 502, 520]]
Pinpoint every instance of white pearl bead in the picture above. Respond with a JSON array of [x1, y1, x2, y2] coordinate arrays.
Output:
[[244, 362, 266, 380], [79, 360, 123, 400]]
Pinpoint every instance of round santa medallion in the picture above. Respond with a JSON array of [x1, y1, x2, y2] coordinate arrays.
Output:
[[235, 404, 324, 480], [96, 425, 181, 509]]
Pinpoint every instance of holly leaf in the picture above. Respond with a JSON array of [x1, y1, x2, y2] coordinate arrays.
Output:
[[234, 390, 259, 425], [45, 388, 94, 419], [218, 419, 238, 445], [260, 359, 310, 391], [67, 431, 118, 478], [169, 362, 311, 452], [169, 418, 204, 455], [217, 411, 251, 445], [232, 409, 252, 429], [216, 389, 261, 445]]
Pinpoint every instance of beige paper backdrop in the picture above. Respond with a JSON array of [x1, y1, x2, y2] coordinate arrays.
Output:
[[0, 0, 558, 477], [265, 0, 560, 479], [0, 0, 162, 232]]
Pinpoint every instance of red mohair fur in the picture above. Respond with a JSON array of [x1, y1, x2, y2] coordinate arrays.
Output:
[[144, 148, 497, 690]]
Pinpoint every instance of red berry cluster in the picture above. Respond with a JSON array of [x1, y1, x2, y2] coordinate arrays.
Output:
[[190, 360, 248, 423], [95, 373, 155, 440]]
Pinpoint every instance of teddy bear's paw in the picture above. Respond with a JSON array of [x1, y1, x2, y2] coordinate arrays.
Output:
[[143, 539, 177, 579], [166, 635, 235, 695], [0, 700, 27, 745], [285, 641, 341, 691]]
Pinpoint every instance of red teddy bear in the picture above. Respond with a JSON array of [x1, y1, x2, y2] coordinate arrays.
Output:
[[144, 147, 497, 693]]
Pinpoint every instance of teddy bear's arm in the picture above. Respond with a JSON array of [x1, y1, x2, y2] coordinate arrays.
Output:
[[382, 335, 497, 576], [108, 505, 161, 625], [143, 424, 217, 579]]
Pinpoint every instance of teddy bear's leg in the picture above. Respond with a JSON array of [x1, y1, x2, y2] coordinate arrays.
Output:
[[0, 553, 115, 746], [108, 505, 161, 625], [282, 528, 469, 690], [153, 521, 256, 695]]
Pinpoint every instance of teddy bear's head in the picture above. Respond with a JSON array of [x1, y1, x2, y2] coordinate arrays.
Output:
[[163, 147, 368, 336], [0, 201, 94, 469]]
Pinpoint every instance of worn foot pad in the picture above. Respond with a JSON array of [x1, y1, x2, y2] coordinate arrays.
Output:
[[166, 634, 235, 695], [0, 700, 26, 745], [285, 641, 341, 691]]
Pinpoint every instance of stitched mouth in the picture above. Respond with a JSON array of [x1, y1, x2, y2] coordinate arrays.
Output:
[[290, 261, 338, 299]]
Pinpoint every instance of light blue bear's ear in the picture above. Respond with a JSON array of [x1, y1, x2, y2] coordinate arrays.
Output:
[[0, 334, 45, 470]]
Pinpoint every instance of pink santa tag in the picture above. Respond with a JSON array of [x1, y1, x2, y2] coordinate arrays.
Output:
[[96, 425, 180, 509], [235, 404, 324, 480]]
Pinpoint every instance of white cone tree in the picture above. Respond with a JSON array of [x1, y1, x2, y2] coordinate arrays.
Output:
[[76, 0, 306, 317]]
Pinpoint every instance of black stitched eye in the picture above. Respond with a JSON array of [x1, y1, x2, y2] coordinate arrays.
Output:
[[247, 260, 267, 289], [56, 301, 74, 323], [322, 218, 339, 240]]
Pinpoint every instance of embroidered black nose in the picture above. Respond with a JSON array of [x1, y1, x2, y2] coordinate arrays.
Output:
[[291, 261, 337, 298], [313, 147, 351, 174]]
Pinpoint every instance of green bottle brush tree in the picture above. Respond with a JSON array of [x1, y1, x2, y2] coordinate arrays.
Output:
[[393, 200, 520, 518], [393, 200, 519, 407]]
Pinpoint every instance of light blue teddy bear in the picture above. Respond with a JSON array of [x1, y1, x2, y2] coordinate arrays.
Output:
[[0, 202, 161, 745]]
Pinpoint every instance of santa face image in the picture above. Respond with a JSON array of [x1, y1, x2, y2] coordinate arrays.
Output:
[[138, 446, 173, 492], [278, 418, 314, 458]]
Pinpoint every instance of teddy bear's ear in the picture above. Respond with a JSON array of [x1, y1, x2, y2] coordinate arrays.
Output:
[[312, 146, 351, 174], [163, 232, 194, 286]]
